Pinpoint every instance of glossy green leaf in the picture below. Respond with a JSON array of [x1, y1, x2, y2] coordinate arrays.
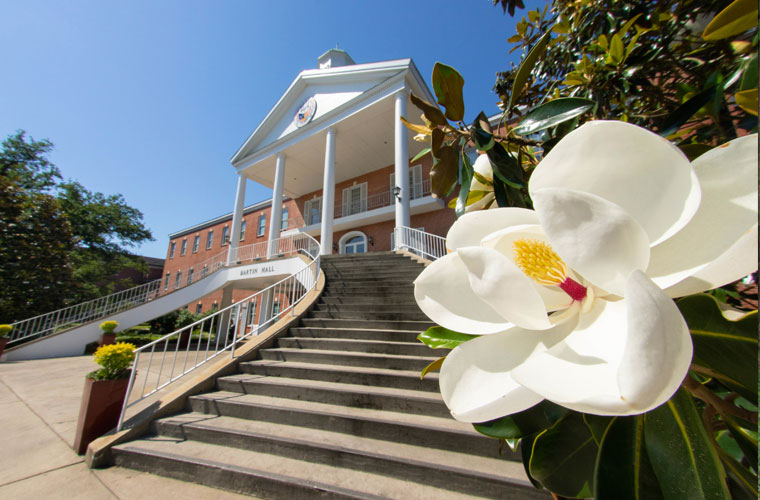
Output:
[[473, 400, 568, 440], [485, 142, 524, 188], [508, 30, 551, 111], [595, 416, 664, 500], [417, 326, 476, 350], [677, 294, 758, 404], [607, 33, 624, 65], [520, 433, 544, 490], [724, 414, 758, 469], [513, 97, 595, 136], [432, 63, 465, 122], [583, 414, 615, 446], [719, 450, 758, 500], [410, 92, 447, 127], [659, 86, 717, 137], [411, 147, 431, 163], [735, 89, 758, 116], [644, 388, 731, 500], [530, 412, 599, 498], [455, 149, 473, 217], [740, 53, 758, 91], [420, 356, 445, 379], [677, 143, 713, 161], [703, 0, 758, 41], [430, 145, 458, 198]]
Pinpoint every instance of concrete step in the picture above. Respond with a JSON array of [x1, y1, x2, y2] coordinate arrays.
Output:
[[322, 289, 416, 299], [323, 283, 415, 293], [186, 391, 510, 459], [322, 268, 422, 277], [216, 374, 450, 417], [240, 360, 440, 392], [278, 337, 442, 357], [145, 414, 544, 499], [319, 295, 421, 305], [299, 318, 433, 331], [313, 303, 423, 314], [309, 310, 430, 321], [288, 326, 422, 343], [324, 278, 417, 286], [259, 348, 436, 371]]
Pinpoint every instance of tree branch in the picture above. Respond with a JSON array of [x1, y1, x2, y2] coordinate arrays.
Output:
[[683, 375, 758, 425]]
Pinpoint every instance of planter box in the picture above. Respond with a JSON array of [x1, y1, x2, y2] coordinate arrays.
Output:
[[0, 337, 8, 358], [73, 375, 130, 455], [99, 332, 116, 346]]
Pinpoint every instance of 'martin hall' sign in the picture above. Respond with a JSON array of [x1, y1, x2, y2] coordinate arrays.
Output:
[[239, 265, 275, 277]]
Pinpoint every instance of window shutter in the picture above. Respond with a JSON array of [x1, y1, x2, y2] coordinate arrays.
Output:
[[360, 183, 367, 212], [342, 187, 350, 216], [411, 165, 422, 198]]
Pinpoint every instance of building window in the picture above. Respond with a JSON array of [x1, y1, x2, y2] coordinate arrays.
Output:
[[342, 183, 367, 216], [240, 221, 246, 240], [169, 242, 176, 258], [304, 197, 321, 226], [192, 235, 200, 253], [180, 239, 188, 256], [201, 264, 208, 279], [206, 230, 214, 249], [211, 302, 218, 311], [390, 164, 423, 200], [187, 267, 194, 285], [195, 303, 202, 314], [221, 226, 229, 246], [164, 273, 170, 290], [272, 300, 280, 317], [281, 207, 288, 231], [175, 271, 182, 288], [257, 214, 266, 236], [248, 300, 256, 325]]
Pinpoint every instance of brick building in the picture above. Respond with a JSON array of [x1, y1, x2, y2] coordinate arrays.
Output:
[[161, 49, 461, 318]]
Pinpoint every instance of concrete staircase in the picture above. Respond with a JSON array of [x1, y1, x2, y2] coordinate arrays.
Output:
[[111, 252, 546, 499]]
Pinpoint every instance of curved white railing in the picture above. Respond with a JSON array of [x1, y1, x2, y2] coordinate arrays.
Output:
[[116, 233, 321, 430], [7, 279, 163, 348], [6, 234, 320, 349], [393, 226, 447, 261]]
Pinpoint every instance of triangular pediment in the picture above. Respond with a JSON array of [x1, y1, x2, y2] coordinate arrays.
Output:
[[231, 59, 421, 167]]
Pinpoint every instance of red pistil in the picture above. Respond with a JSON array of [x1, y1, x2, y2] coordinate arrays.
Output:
[[558, 277, 587, 302]]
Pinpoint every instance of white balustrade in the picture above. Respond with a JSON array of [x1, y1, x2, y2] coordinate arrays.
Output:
[[393, 226, 447, 261]]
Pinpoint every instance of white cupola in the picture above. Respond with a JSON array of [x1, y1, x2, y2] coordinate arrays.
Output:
[[318, 48, 355, 69]]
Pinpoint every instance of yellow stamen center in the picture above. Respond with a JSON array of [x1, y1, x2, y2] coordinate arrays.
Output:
[[513, 238, 568, 286]]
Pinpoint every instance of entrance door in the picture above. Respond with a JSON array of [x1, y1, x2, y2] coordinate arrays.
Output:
[[343, 235, 366, 254]]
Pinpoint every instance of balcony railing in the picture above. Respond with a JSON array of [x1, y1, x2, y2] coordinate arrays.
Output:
[[281, 179, 432, 230]]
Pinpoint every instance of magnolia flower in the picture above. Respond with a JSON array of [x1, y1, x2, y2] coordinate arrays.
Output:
[[465, 154, 496, 212], [414, 121, 758, 421]]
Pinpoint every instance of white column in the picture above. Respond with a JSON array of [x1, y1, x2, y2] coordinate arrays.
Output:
[[394, 89, 411, 229], [268, 153, 285, 257], [219, 286, 234, 345], [320, 127, 336, 255], [227, 173, 247, 265]]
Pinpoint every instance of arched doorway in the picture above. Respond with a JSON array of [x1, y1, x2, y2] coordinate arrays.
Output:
[[339, 231, 368, 254]]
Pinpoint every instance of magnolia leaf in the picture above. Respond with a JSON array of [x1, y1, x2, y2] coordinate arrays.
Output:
[[677, 294, 758, 404], [719, 449, 758, 499], [595, 416, 664, 500], [508, 30, 552, 111], [432, 62, 465, 122], [513, 97, 595, 136], [617, 13, 643, 39], [430, 145, 458, 198], [520, 433, 544, 489], [607, 33, 624, 65], [411, 147, 431, 163], [583, 414, 615, 446], [703, 0, 758, 41], [659, 86, 717, 137], [472, 170, 492, 187], [486, 142, 524, 188], [431, 128, 445, 157], [417, 326, 476, 350], [724, 414, 758, 470], [475, 111, 493, 134], [399, 116, 432, 136], [420, 356, 445, 380], [455, 150, 473, 217], [530, 412, 599, 498], [740, 53, 758, 90], [677, 143, 713, 161], [735, 89, 758, 116], [410, 92, 448, 126], [473, 400, 568, 440], [645, 388, 731, 500]]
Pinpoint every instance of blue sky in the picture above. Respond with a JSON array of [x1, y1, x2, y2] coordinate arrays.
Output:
[[1, 0, 544, 258]]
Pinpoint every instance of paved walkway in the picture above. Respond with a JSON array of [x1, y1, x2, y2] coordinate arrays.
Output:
[[0, 355, 252, 499]]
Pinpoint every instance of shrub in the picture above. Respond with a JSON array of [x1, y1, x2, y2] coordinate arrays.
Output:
[[99, 320, 119, 334], [149, 310, 179, 335], [175, 309, 201, 329], [88, 342, 135, 380], [0, 324, 12, 337]]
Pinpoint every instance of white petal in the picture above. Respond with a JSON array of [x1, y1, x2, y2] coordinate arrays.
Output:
[[440, 321, 575, 422], [447, 207, 538, 250], [464, 192, 496, 213], [648, 134, 759, 294], [512, 271, 691, 415], [471, 154, 494, 192], [414, 251, 514, 334], [457, 247, 552, 330], [529, 121, 701, 245], [532, 188, 650, 296]]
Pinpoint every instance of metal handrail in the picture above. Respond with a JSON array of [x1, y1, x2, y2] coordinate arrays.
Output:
[[7, 279, 163, 347], [116, 233, 321, 430], [393, 225, 447, 261]]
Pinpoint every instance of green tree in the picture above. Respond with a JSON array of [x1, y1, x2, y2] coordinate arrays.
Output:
[[0, 130, 154, 320]]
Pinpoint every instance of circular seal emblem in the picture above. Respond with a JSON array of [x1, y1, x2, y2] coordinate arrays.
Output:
[[294, 97, 317, 128]]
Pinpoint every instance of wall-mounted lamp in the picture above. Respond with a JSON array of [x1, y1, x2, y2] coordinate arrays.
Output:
[[368, 236, 374, 246], [392, 186, 401, 200]]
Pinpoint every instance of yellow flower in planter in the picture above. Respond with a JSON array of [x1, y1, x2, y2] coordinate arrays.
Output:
[[90, 342, 136, 380], [99, 320, 119, 333], [0, 324, 12, 337], [414, 121, 758, 421]]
